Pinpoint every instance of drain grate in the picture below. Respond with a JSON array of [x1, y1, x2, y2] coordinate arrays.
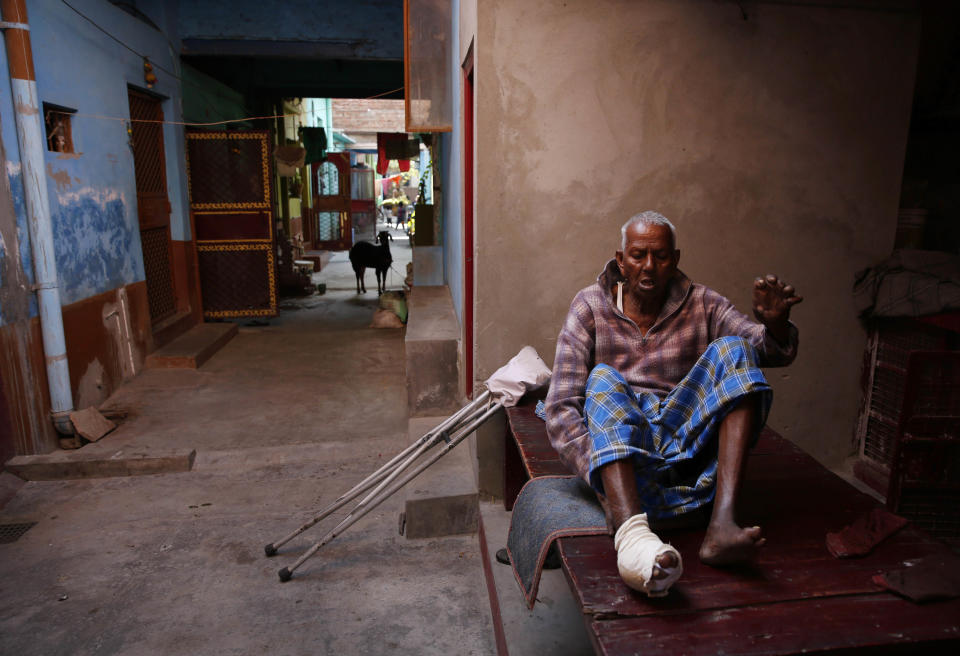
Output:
[[0, 522, 37, 544]]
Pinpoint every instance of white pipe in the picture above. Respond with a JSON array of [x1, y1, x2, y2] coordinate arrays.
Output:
[[2, 5, 75, 435]]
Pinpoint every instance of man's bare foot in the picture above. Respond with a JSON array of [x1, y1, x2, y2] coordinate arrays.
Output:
[[698, 519, 766, 566]]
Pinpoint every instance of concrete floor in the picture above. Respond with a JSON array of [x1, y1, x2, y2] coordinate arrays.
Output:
[[480, 502, 595, 655], [0, 223, 498, 655]]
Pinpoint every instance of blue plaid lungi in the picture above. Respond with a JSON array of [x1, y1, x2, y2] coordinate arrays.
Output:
[[585, 336, 772, 519]]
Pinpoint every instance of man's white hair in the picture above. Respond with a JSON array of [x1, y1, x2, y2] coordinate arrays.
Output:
[[620, 211, 678, 250]]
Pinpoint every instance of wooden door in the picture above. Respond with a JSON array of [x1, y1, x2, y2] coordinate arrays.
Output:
[[128, 89, 176, 326], [185, 130, 278, 319], [312, 153, 352, 250]]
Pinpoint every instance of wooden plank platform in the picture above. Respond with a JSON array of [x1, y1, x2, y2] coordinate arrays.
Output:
[[145, 322, 237, 369], [504, 397, 960, 655], [590, 594, 960, 655]]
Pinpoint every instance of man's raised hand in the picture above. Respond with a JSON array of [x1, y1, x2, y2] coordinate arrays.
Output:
[[753, 274, 802, 336]]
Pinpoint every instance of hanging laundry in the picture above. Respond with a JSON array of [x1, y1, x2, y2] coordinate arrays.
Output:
[[381, 175, 402, 196], [403, 137, 420, 159], [377, 133, 417, 175], [275, 144, 305, 177], [382, 133, 407, 159], [299, 127, 327, 164]]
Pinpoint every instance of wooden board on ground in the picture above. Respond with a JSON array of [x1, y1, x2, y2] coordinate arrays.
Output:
[[5, 449, 196, 480], [69, 407, 116, 442]]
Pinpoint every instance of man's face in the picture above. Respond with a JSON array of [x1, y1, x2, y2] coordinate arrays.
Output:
[[615, 223, 680, 302]]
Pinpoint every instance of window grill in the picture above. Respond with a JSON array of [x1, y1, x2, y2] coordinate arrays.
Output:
[[140, 226, 176, 322], [0, 522, 37, 544], [43, 103, 75, 153], [128, 93, 165, 194], [858, 321, 944, 467]]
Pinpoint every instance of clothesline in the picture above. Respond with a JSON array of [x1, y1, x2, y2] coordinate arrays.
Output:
[[44, 87, 405, 128], [46, 110, 302, 127]]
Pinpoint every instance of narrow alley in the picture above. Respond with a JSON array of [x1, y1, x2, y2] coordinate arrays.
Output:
[[4, 2, 960, 655], [0, 221, 499, 655]]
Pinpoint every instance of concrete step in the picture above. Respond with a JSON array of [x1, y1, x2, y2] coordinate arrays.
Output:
[[4, 448, 196, 481], [401, 416, 479, 539], [145, 322, 238, 369], [302, 250, 332, 271], [478, 501, 593, 656], [404, 286, 460, 417]]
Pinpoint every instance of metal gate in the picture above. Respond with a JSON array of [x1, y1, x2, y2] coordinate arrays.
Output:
[[128, 89, 176, 324], [351, 165, 376, 244], [311, 153, 352, 250], [185, 130, 278, 319]]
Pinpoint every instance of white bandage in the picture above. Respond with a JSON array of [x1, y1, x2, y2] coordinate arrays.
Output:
[[614, 513, 683, 597]]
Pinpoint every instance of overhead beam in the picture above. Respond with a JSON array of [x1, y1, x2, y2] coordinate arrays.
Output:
[[181, 38, 396, 62], [182, 56, 403, 99]]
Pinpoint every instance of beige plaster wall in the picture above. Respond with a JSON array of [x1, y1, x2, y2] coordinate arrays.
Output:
[[460, 0, 477, 65], [473, 0, 919, 468]]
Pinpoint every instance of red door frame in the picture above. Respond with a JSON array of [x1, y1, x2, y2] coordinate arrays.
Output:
[[463, 54, 475, 399]]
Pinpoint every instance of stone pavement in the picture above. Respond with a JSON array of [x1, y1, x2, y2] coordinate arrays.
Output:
[[0, 223, 498, 655]]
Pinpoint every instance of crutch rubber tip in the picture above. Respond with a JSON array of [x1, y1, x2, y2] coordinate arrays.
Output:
[[278, 567, 292, 582], [264, 543, 277, 557]]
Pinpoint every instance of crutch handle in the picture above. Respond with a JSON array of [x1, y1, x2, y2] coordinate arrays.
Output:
[[264, 543, 278, 557]]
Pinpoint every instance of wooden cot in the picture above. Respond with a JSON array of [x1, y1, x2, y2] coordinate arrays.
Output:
[[501, 396, 960, 656]]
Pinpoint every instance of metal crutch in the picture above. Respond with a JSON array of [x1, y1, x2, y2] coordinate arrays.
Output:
[[264, 390, 492, 559], [276, 397, 503, 581]]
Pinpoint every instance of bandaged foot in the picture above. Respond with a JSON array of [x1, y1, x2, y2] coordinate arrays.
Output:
[[614, 513, 683, 597]]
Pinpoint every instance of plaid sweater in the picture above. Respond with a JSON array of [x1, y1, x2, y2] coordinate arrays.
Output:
[[544, 259, 798, 481]]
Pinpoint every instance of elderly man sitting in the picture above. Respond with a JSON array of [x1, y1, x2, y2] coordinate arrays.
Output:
[[544, 210, 801, 597]]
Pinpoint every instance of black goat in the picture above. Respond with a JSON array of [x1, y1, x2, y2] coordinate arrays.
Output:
[[348, 230, 393, 295]]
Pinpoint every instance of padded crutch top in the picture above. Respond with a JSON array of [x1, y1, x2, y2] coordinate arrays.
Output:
[[485, 346, 552, 407]]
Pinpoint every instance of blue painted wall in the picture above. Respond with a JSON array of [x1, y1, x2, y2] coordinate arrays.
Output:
[[0, 0, 189, 324], [442, 0, 464, 325], [178, 0, 403, 59]]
